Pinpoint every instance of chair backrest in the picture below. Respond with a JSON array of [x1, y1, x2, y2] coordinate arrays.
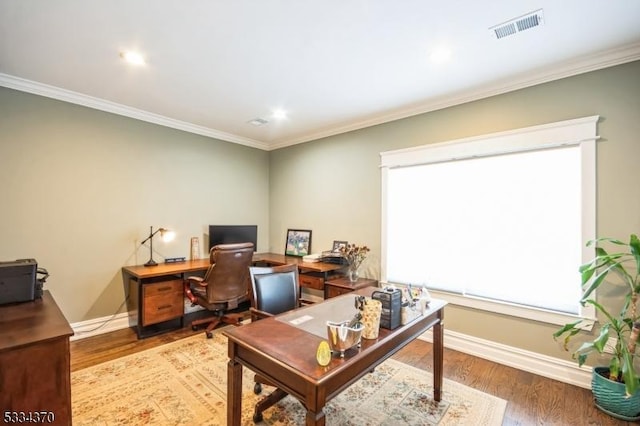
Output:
[[202, 242, 254, 304], [249, 264, 299, 316]]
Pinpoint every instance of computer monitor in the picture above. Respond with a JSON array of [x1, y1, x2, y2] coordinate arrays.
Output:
[[208, 225, 257, 252]]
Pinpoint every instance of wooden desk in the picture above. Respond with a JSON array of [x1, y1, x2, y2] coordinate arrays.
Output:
[[252, 253, 346, 293], [252, 253, 345, 273], [224, 287, 446, 426], [123, 254, 346, 338], [0, 291, 74, 425], [123, 259, 212, 338]]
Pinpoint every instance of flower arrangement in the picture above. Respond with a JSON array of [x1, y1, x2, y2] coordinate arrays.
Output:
[[340, 243, 370, 270]]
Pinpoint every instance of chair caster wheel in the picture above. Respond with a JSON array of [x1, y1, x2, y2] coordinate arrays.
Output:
[[206, 331, 213, 338], [253, 412, 263, 423], [192, 325, 198, 331], [254, 383, 262, 394]]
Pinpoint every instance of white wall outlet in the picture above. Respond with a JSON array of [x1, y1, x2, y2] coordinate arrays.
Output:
[[604, 337, 617, 354]]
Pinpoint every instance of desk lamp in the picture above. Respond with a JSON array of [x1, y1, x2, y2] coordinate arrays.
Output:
[[141, 226, 175, 267]]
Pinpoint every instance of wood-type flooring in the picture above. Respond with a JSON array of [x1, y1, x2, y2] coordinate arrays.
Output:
[[70, 322, 634, 425]]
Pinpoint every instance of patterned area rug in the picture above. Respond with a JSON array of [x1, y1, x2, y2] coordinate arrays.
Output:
[[72, 332, 506, 425]]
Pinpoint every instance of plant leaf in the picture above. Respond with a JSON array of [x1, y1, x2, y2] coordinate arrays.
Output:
[[621, 349, 639, 396]]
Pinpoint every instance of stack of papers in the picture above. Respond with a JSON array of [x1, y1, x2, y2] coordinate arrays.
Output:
[[302, 253, 322, 262]]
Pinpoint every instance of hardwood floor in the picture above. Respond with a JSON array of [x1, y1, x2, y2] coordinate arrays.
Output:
[[70, 324, 633, 425]]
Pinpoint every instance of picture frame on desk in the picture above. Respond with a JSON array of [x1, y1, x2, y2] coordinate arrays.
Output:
[[285, 229, 312, 257], [332, 240, 348, 252]]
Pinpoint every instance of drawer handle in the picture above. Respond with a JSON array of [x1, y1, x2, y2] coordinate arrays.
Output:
[[157, 304, 173, 310], [157, 286, 172, 292]]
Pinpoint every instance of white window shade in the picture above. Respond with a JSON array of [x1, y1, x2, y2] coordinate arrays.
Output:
[[381, 116, 598, 323]]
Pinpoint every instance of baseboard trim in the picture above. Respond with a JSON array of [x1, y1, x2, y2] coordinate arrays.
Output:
[[70, 312, 593, 389], [418, 329, 592, 389], [70, 312, 131, 341]]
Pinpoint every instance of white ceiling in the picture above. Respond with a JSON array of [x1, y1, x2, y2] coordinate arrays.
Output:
[[1, 1, 639, 151]]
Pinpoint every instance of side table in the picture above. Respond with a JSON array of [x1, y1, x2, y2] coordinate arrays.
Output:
[[324, 276, 378, 298]]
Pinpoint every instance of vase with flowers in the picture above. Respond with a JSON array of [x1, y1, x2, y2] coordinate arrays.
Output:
[[340, 243, 370, 282]]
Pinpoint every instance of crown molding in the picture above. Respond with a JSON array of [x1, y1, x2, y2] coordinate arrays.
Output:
[[271, 42, 640, 150], [0, 73, 269, 151], [2, 42, 639, 152]]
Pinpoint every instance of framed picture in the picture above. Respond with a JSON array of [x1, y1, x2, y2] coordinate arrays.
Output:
[[332, 240, 348, 252], [285, 229, 312, 257]]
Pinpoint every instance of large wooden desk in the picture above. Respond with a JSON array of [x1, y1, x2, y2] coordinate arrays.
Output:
[[224, 287, 446, 426], [0, 291, 74, 425], [123, 253, 347, 338]]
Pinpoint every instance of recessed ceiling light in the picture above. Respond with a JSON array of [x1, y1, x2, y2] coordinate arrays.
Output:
[[429, 46, 452, 64], [272, 109, 287, 120], [120, 51, 145, 66]]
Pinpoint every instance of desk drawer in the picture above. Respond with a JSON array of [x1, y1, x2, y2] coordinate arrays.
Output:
[[144, 279, 182, 297], [299, 273, 324, 290], [142, 279, 184, 326]]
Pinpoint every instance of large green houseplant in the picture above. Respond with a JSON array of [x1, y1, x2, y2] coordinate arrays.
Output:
[[554, 234, 640, 417]]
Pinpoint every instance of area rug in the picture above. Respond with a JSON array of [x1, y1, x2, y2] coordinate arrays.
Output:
[[71, 332, 506, 425]]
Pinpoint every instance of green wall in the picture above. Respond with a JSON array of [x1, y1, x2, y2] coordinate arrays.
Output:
[[0, 87, 270, 323], [1, 60, 638, 363], [268, 60, 640, 361]]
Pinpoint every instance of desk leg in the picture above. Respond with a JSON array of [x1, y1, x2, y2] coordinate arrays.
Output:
[[306, 386, 326, 426], [433, 313, 444, 402], [227, 357, 242, 426], [306, 409, 326, 426]]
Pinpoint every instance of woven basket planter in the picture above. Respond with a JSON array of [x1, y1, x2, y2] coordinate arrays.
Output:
[[592, 367, 640, 421]]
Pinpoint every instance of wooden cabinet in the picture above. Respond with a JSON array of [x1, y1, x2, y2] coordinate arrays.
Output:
[[126, 274, 186, 338], [0, 291, 73, 425], [141, 279, 184, 326], [123, 260, 214, 339], [324, 277, 378, 298]]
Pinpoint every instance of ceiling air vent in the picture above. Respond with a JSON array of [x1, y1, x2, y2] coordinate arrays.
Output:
[[489, 9, 544, 39]]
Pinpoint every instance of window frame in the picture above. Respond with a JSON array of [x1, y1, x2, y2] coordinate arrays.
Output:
[[380, 116, 599, 326]]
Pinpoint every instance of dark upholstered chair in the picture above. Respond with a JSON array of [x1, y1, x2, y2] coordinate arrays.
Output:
[[249, 263, 300, 322], [248, 264, 302, 422], [184, 242, 254, 338]]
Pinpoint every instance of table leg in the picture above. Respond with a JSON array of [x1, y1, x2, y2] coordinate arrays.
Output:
[[305, 408, 326, 426], [433, 315, 444, 402], [227, 358, 243, 426]]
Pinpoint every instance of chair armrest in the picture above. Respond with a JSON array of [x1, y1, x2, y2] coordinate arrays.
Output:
[[186, 275, 206, 286], [183, 278, 206, 305], [250, 307, 274, 322]]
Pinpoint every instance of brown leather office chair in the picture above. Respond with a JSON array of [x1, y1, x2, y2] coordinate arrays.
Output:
[[184, 242, 254, 338], [248, 264, 302, 422]]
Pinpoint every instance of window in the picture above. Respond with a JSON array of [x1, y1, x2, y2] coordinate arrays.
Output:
[[380, 116, 599, 325]]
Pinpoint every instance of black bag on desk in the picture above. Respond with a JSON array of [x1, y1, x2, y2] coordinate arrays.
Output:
[[372, 288, 402, 330], [0, 258, 48, 305]]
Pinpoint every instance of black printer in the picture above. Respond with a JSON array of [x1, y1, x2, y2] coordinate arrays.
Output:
[[0, 259, 48, 305]]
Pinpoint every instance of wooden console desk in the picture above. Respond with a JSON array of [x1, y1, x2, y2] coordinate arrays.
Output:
[[224, 287, 446, 425], [0, 291, 74, 425], [123, 253, 348, 338]]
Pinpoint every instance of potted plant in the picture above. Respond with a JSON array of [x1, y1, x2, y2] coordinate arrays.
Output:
[[554, 234, 640, 420]]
